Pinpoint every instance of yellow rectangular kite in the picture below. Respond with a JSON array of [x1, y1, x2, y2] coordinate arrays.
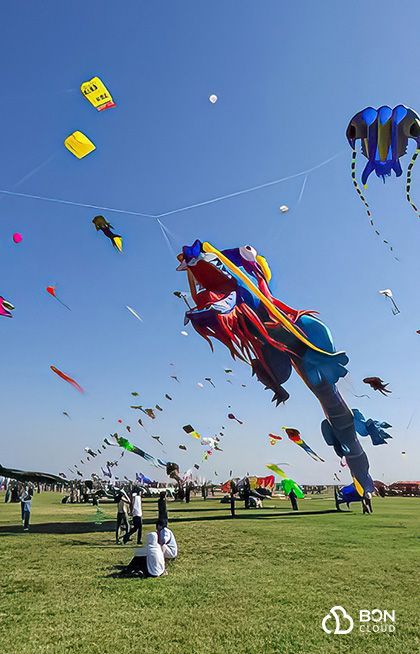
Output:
[[81, 76, 115, 112], [64, 131, 96, 159]]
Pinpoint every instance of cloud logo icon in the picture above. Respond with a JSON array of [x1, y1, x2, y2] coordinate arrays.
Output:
[[322, 606, 354, 634]]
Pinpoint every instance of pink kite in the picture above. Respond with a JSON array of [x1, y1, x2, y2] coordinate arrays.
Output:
[[50, 365, 84, 393]]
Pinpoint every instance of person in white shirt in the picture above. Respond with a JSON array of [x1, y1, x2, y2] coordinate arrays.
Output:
[[122, 531, 166, 578], [123, 488, 143, 544], [157, 522, 178, 559]]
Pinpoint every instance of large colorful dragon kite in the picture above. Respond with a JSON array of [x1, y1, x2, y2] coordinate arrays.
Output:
[[177, 240, 381, 495]]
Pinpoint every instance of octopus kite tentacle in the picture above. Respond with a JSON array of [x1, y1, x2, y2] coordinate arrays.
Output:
[[406, 148, 420, 217], [351, 149, 398, 260]]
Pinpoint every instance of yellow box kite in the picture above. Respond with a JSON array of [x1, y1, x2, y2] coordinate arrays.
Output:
[[64, 131, 96, 159], [81, 76, 115, 112]]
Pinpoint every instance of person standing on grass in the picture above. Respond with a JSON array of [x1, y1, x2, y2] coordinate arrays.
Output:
[[115, 490, 130, 544], [158, 490, 168, 527], [289, 488, 298, 511], [20, 485, 33, 531], [123, 487, 143, 544], [185, 482, 191, 504], [243, 477, 251, 509]]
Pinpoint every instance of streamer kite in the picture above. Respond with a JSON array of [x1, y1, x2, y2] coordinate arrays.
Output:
[[92, 216, 123, 252], [50, 366, 84, 393], [113, 434, 167, 468], [46, 286, 71, 311], [282, 427, 325, 462]]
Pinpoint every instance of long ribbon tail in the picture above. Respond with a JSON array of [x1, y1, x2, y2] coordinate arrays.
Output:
[[406, 148, 420, 217], [351, 149, 398, 260]]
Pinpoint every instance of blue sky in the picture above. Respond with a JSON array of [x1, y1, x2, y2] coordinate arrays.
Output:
[[1, 1, 419, 484]]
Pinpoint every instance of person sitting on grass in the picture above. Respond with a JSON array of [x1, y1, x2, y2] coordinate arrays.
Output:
[[120, 531, 166, 578], [157, 522, 178, 560]]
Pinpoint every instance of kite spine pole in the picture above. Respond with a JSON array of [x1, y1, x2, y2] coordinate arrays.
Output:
[[351, 149, 398, 260], [406, 148, 420, 217]]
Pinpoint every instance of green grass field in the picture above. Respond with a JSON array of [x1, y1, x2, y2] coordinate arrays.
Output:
[[0, 492, 418, 654]]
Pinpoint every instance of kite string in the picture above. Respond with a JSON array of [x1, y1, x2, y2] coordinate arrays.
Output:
[[0, 148, 343, 221]]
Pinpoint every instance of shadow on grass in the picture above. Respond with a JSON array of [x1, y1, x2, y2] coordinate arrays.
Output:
[[0, 509, 343, 535]]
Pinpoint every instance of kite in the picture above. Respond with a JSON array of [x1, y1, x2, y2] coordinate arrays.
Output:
[[363, 377, 391, 395], [50, 365, 84, 393], [352, 408, 393, 446], [114, 435, 167, 468], [80, 76, 115, 111], [165, 394, 172, 400], [346, 105, 420, 253], [282, 427, 325, 462], [126, 426, 131, 433], [59, 472, 67, 478], [209, 94, 218, 104], [183, 424, 201, 439], [266, 464, 287, 478], [126, 306, 143, 322], [103, 438, 117, 446], [131, 391, 139, 396], [171, 375, 180, 383], [181, 331, 188, 336], [117, 419, 123, 424], [92, 216, 123, 253], [46, 286, 71, 311], [197, 382, 204, 388], [137, 419, 144, 428], [130, 405, 142, 410], [144, 408, 156, 419], [62, 411, 70, 419], [155, 405, 163, 412], [177, 239, 376, 494], [151, 435, 163, 445], [179, 445, 187, 451], [401, 451, 406, 455], [224, 369, 233, 374], [205, 377, 215, 387], [379, 289, 400, 315], [64, 131, 96, 159], [13, 232, 22, 244], [334, 473, 341, 482], [136, 472, 154, 485], [279, 205, 289, 213], [228, 413, 243, 425], [0, 464, 65, 485], [269, 433, 282, 445], [0, 297, 14, 318], [84, 447, 97, 458], [281, 478, 304, 499]]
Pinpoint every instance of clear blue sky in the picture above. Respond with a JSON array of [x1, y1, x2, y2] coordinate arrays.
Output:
[[1, 1, 419, 485]]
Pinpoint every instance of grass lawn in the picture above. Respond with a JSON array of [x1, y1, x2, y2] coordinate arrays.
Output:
[[0, 491, 418, 654]]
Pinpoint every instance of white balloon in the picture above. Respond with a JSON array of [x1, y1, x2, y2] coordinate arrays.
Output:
[[279, 205, 289, 213], [209, 94, 218, 104]]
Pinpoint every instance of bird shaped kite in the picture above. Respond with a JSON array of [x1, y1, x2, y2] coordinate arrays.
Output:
[[282, 427, 325, 462], [92, 215, 123, 252], [363, 377, 391, 395]]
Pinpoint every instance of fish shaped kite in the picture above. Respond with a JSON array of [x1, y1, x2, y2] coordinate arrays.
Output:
[[92, 215, 123, 252], [81, 76, 115, 112], [363, 377, 391, 395], [64, 131, 96, 159], [50, 365, 84, 393], [282, 427, 325, 462], [46, 285, 71, 311]]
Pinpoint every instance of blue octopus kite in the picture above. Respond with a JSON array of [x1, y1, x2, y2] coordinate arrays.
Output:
[[346, 104, 420, 253]]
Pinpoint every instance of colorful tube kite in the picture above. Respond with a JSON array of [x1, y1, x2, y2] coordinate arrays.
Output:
[[282, 427, 325, 462]]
